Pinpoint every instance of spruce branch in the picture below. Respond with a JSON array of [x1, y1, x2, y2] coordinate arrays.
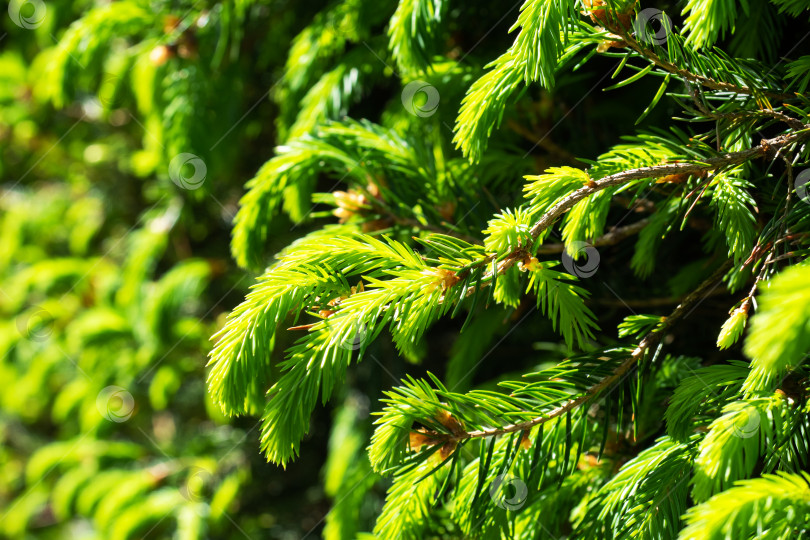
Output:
[[612, 28, 795, 101], [707, 108, 807, 131], [528, 128, 809, 236], [742, 263, 810, 394], [428, 259, 734, 444], [680, 471, 810, 539], [456, 124, 810, 293], [446, 124, 810, 304]]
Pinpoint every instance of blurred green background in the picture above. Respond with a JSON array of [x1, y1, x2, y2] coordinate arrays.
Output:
[[0, 1, 337, 537]]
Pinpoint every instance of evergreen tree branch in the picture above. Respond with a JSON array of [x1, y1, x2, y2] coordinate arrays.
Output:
[[462, 124, 810, 290], [680, 471, 810, 539], [431, 259, 734, 443], [612, 28, 794, 101], [708, 108, 807, 131], [743, 263, 810, 394], [525, 127, 809, 239]]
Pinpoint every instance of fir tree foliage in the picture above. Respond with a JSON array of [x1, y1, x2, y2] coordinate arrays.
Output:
[[204, 0, 810, 535], [203, 0, 810, 533]]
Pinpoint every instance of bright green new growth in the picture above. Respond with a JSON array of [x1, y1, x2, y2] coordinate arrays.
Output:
[[681, 471, 810, 539], [743, 264, 810, 394]]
